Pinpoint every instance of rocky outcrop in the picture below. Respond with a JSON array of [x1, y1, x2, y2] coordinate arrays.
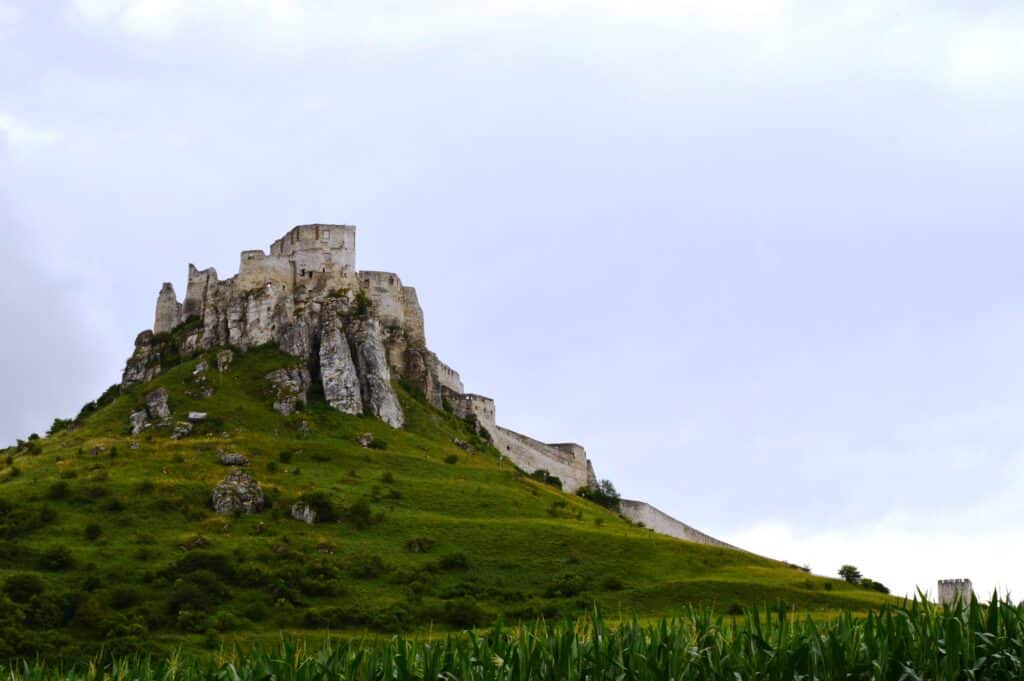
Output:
[[266, 368, 310, 415], [291, 502, 316, 524], [216, 349, 233, 373], [145, 388, 171, 420], [122, 332, 162, 386], [154, 283, 182, 334], [219, 452, 249, 466], [170, 422, 193, 439], [129, 410, 148, 435], [211, 471, 265, 515], [350, 318, 404, 428], [319, 312, 362, 415]]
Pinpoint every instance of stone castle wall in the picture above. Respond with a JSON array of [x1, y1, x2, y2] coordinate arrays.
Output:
[[938, 579, 974, 605], [618, 500, 736, 549], [129, 223, 740, 552]]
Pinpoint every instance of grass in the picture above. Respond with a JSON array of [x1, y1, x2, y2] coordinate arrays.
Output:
[[1, 344, 894, 660], [4, 598, 1022, 679]]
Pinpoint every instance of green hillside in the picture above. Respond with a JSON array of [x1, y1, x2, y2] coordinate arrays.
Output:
[[0, 344, 892, 659]]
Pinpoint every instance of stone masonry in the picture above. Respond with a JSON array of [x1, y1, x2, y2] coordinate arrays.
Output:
[[122, 224, 733, 546]]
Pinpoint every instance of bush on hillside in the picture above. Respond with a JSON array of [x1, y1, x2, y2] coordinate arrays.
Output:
[[577, 479, 621, 512]]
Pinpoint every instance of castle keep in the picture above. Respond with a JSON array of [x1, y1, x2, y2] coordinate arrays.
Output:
[[127, 225, 598, 491]]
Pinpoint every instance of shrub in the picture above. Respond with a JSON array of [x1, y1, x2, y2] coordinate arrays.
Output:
[[3, 574, 45, 603], [85, 523, 102, 541], [438, 553, 469, 571], [530, 469, 563, 489], [545, 573, 589, 598], [577, 479, 621, 512], [602, 576, 626, 591], [346, 497, 374, 529], [36, 546, 73, 571], [381, 471, 395, 484], [349, 554, 389, 579], [444, 454, 459, 465], [46, 481, 70, 500], [109, 587, 141, 610], [405, 537, 435, 554], [368, 438, 388, 450], [299, 491, 338, 524], [266, 461, 279, 473], [442, 597, 491, 628], [278, 450, 294, 464]]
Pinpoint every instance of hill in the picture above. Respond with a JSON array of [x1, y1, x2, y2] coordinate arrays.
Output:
[[1, 344, 891, 659]]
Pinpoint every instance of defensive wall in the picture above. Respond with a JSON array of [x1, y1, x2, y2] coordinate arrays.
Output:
[[618, 500, 737, 549]]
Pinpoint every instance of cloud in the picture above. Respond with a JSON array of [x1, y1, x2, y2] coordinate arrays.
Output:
[[0, 113, 59, 153], [731, 451, 1024, 599]]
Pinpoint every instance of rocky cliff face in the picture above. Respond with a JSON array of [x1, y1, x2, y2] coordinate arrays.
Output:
[[120, 224, 598, 494]]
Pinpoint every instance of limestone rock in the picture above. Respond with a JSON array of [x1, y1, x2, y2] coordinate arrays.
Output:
[[350, 318, 404, 428], [129, 410, 148, 436], [357, 433, 374, 448], [211, 471, 265, 515], [145, 388, 171, 420], [266, 367, 310, 415], [319, 312, 363, 415], [188, 411, 207, 422], [216, 349, 233, 373], [291, 502, 316, 525], [154, 282, 182, 335], [193, 361, 209, 375], [219, 452, 249, 466], [122, 331, 161, 386], [171, 422, 193, 439]]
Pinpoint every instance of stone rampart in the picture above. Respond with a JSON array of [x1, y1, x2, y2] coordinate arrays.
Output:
[[618, 500, 737, 549], [494, 426, 591, 492], [938, 579, 974, 605]]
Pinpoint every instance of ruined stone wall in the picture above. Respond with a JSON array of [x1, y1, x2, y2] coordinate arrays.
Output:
[[494, 426, 591, 492], [938, 579, 974, 605], [358, 271, 408, 329], [236, 251, 294, 292], [431, 355, 464, 394], [446, 391, 495, 433], [618, 500, 736, 549], [270, 224, 356, 263]]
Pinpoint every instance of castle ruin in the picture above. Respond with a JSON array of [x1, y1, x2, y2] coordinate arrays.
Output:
[[938, 579, 974, 606]]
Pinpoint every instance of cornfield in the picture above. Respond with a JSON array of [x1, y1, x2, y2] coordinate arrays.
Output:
[[8, 597, 1024, 680]]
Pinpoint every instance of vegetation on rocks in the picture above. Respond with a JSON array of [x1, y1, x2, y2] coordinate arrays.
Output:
[[0, 344, 893, 660]]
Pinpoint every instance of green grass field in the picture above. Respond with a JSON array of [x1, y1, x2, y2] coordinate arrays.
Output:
[[0, 344, 893, 660]]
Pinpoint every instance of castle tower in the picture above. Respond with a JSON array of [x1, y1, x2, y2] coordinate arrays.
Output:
[[938, 578, 974, 606]]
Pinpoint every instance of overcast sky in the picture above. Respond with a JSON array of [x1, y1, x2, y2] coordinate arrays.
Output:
[[2, 0, 1023, 600]]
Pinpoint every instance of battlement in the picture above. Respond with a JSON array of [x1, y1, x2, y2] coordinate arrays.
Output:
[[269, 224, 356, 257]]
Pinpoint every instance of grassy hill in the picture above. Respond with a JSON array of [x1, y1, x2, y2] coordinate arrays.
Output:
[[0, 344, 892, 659]]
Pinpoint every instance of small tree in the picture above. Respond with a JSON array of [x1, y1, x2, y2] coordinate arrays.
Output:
[[838, 565, 862, 584]]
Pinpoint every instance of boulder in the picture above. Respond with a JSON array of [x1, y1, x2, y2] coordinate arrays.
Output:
[[171, 421, 193, 439], [291, 502, 316, 525], [129, 410, 148, 435], [219, 452, 249, 466], [145, 387, 171, 419], [211, 471, 265, 515], [357, 432, 374, 448], [266, 367, 311, 415], [193, 361, 209, 375], [188, 411, 208, 422]]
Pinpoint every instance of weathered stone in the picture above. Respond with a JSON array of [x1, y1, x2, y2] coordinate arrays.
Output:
[[128, 441, 140, 450], [219, 452, 249, 466], [129, 410, 148, 435], [145, 388, 171, 420], [211, 471, 265, 515], [350, 318, 404, 428], [154, 283, 182, 335], [171, 421, 193, 439], [216, 349, 233, 373], [181, 534, 210, 551], [357, 432, 374, 448], [266, 367, 310, 415], [193, 361, 209, 375], [319, 312, 363, 415], [290, 502, 316, 525], [187, 411, 207, 422], [122, 331, 161, 386]]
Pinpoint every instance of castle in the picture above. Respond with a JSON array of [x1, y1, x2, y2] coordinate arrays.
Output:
[[126, 224, 735, 545], [938, 579, 974, 606]]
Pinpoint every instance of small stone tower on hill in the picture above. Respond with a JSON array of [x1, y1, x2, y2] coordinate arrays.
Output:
[[938, 578, 974, 605]]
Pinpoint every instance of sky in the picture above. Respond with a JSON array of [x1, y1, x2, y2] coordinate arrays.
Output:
[[2, 0, 1024, 600]]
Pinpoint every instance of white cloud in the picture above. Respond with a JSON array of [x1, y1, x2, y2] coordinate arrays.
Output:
[[0, 113, 59, 153], [732, 451, 1024, 600]]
